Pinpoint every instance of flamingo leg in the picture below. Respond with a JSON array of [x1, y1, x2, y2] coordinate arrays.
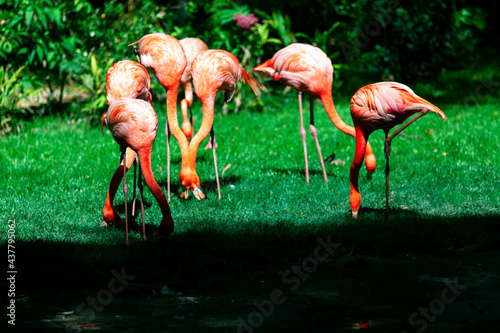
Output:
[[384, 130, 391, 223], [131, 157, 137, 216], [210, 127, 221, 199], [298, 91, 309, 185], [181, 98, 193, 140], [137, 163, 146, 241], [384, 106, 429, 223], [166, 119, 171, 202], [189, 105, 194, 133], [122, 149, 129, 245], [309, 94, 328, 183]]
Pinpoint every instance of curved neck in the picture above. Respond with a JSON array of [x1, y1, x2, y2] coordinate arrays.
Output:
[[319, 92, 355, 138], [137, 148, 174, 235], [188, 96, 215, 178], [165, 87, 189, 168]]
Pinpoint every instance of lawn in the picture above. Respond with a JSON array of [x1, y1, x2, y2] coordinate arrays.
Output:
[[1, 84, 500, 332]]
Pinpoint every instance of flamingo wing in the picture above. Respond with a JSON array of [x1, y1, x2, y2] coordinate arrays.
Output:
[[351, 82, 445, 130]]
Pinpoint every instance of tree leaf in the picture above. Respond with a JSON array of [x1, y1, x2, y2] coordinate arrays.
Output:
[[25, 8, 35, 30], [36, 44, 44, 63]]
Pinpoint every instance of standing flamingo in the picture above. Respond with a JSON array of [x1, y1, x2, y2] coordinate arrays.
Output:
[[179, 37, 208, 140], [254, 43, 376, 184], [187, 49, 261, 199], [349, 82, 445, 221], [102, 60, 152, 240], [104, 98, 175, 243], [130, 33, 187, 201]]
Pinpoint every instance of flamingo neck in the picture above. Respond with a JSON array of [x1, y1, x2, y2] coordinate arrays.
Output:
[[319, 92, 355, 138], [165, 87, 189, 167], [137, 148, 174, 235], [187, 96, 216, 188]]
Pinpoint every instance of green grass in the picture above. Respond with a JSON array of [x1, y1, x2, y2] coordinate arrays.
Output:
[[2, 92, 499, 241], [1, 89, 500, 332]]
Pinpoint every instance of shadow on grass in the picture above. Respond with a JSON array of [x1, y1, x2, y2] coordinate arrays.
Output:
[[6, 213, 500, 332], [8, 213, 500, 292]]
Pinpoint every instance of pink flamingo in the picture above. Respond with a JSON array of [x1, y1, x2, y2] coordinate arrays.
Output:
[[102, 60, 152, 240], [130, 33, 187, 201], [103, 98, 175, 243], [254, 43, 376, 184], [349, 82, 445, 221], [187, 49, 261, 199]]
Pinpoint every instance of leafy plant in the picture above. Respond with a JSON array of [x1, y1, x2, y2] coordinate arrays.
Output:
[[81, 55, 115, 122], [0, 66, 42, 135]]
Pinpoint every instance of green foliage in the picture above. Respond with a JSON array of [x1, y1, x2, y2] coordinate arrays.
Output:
[[81, 55, 115, 121], [0, 65, 43, 135], [0, 0, 491, 127], [1, 0, 92, 91]]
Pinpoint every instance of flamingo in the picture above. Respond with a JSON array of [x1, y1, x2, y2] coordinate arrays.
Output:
[[179, 37, 208, 140], [254, 43, 376, 184], [103, 98, 175, 243], [130, 33, 187, 202], [102, 60, 152, 240], [349, 82, 445, 221], [188, 49, 261, 199]]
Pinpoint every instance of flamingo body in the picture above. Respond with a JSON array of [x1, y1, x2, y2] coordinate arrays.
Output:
[[131, 33, 188, 201], [102, 60, 151, 228], [256, 43, 333, 96], [187, 49, 260, 198], [105, 98, 174, 238], [349, 82, 445, 218], [106, 60, 152, 105], [350, 82, 445, 130], [254, 43, 376, 184]]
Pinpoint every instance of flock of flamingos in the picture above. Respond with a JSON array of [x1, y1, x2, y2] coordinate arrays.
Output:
[[100, 33, 446, 244]]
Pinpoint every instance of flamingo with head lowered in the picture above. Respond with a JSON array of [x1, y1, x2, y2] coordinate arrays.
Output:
[[254, 43, 377, 184], [102, 60, 152, 241], [130, 33, 187, 202], [103, 98, 175, 244], [186, 49, 261, 199], [349, 82, 445, 221]]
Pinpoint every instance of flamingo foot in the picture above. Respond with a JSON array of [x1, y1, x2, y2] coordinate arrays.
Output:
[[152, 231, 169, 242], [352, 210, 359, 218], [193, 186, 206, 200], [204, 140, 218, 150], [180, 189, 190, 199], [102, 211, 124, 227]]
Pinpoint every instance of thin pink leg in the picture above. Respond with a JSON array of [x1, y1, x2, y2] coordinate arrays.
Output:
[[309, 95, 328, 183], [131, 157, 137, 216], [384, 106, 428, 223], [166, 119, 171, 202], [298, 92, 309, 185], [137, 165, 146, 241], [122, 149, 129, 245], [210, 127, 221, 199]]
